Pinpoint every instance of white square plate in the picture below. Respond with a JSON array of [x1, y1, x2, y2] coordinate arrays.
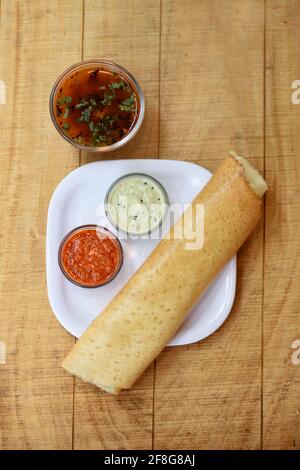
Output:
[[46, 159, 236, 346]]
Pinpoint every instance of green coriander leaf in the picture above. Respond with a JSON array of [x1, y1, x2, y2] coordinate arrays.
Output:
[[77, 106, 93, 123], [63, 107, 70, 119], [119, 94, 135, 112], [63, 122, 70, 130], [90, 98, 97, 107], [89, 121, 95, 132], [101, 93, 115, 107], [93, 135, 106, 145], [76, 99, 88, 109], [92, 125, 99, 135], [109, 80, 126, 91], [59, 96, 72, 105], [104, 114, 118, 126]]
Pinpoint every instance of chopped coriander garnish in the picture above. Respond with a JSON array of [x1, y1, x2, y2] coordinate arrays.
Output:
[[58, 96, 72, 105], [64, 96, 72, 105], [63, 107, 70, 119], [102, 114, 118, 127], [77, 106, 93, 123], [63, 122, 70, 130], [93, 135, 106, 145], [76, 98, 88, 109], [90, 98, 97, 107], [119, 94, 135, 112], [109, 80, 126, 91], [89, 121, 95, 132], [101, 93, 115, 107]]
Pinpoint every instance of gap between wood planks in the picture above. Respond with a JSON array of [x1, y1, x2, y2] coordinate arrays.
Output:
[[261, 0, 267, 451], [72, 0, 85, 452]]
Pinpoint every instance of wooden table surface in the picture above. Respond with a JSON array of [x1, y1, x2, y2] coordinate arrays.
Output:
[[0, 0, 299, 450]]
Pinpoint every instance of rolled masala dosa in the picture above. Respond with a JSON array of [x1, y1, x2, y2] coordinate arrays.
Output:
[[62, 152, 268, 394]]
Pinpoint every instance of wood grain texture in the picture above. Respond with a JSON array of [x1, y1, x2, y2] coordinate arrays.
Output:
[[159, 0, 264, 167], [0, 0, 82, 449], [263, 0, 300, 450], [73, 0, 161, 450], [80, 0, 160, 164], [154, 0, 265, 450], [1, 0, 299, 451]]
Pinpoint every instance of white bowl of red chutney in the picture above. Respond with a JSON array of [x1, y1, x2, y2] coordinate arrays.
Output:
[[49, 60, 145, 153]]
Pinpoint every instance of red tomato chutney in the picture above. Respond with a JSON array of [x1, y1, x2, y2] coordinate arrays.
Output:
[[59, 226, 123, 287]]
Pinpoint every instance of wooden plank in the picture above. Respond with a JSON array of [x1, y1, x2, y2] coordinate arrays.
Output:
[[0, 0, 82, 449], [263, 0, 300, 450], [73, 0, 160, 449], [154, 0, 265, 449]]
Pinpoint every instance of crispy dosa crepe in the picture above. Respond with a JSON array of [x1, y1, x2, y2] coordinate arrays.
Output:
[[62, 152, 267, 394]]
